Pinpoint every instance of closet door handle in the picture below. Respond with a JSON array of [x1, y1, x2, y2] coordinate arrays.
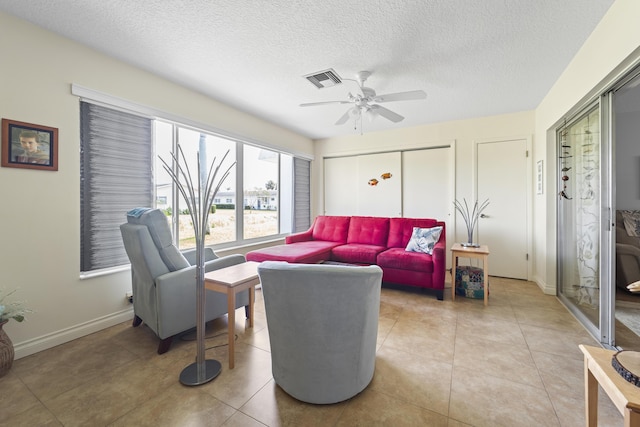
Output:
[[480, 214, 488, 218]]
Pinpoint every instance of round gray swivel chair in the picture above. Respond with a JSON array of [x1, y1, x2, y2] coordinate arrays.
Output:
[[258, 261, 382, 404]]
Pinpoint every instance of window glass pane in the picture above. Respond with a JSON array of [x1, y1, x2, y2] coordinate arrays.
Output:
[[244, 145, 278, 239], [175, 127, 237, 249], [557, 106, 601, 327]]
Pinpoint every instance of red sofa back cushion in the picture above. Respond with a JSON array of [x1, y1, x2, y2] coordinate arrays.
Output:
[[347, 216, 390, 246], [387, 218, 442, 248], [312, 216, 351, 243]]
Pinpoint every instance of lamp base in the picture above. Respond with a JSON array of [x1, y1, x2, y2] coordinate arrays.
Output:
[[461, 242, 481, 248], [179, 359, 222, 386]]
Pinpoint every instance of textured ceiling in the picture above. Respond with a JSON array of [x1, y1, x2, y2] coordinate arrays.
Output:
[[0, 0, 615, 140]]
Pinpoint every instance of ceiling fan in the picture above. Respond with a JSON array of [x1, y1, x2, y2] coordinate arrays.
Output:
[[300, 70, 427, 126]]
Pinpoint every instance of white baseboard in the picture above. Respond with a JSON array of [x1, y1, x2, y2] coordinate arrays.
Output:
[[533, 275, 556, 295], [13, 308, 133, 360]]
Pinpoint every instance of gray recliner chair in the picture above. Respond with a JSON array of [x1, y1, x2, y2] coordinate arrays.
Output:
[[258, 261, 382, 404], [120, 208, 249, 354]]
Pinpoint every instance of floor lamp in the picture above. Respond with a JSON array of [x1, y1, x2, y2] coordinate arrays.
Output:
[[160, 145, 235, 386]]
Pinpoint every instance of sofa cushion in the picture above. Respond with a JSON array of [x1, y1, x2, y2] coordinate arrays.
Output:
[[387, 217, 440, 249], [312, 216, 351, 243], [246, 241, 341, 263], [347, 216, 390, 246], [331, 244, 387, 264], [405, 226, 443, 255], [377, 248, 434, 273]]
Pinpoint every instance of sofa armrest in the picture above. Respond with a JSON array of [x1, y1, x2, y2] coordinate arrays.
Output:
[[431, 238, 447, 290], [617, 243, 640, 259], [286, 229, 314, 244]]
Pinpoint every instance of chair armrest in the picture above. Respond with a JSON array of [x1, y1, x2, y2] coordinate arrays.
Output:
[[286, 229, 314, 244], [181, 247, 218, 265], [156, 254, 246, 287], [204, 254, 246, 272]]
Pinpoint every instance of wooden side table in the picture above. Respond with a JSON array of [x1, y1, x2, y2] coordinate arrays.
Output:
[[204, 261, 260, 369], [450, 243, 490, 306], [580, 344, 640, 427]]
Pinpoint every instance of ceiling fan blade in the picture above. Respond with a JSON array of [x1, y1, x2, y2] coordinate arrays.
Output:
[[335, 107, 359, 125], [372, 90, 427, 103], [300, 100, 351, 107], [370, 105, 404, 123]]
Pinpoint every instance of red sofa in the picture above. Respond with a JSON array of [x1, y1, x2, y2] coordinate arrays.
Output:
[[246, 215, 446, 299]]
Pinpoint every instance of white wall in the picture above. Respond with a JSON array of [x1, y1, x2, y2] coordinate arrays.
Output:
[[535, 0, 640, 294], [313, 111, 535, 262], [0, 12, 312, 358]]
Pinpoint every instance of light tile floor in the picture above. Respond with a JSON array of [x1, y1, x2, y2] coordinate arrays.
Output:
[[0, 277, 626, 426]]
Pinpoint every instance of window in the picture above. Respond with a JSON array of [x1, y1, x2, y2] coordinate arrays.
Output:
[[80, 99, 310, 273]]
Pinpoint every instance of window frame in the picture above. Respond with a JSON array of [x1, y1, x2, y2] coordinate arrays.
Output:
[[74, 84, 311, 274]]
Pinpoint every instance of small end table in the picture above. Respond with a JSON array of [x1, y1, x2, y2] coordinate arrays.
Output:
[[451, 243, 490, 306], [580, 344, 640, 426], [204, 261, 260, 369]]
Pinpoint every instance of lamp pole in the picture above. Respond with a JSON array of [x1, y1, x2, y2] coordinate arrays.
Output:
[[160, 145, 234, 386]]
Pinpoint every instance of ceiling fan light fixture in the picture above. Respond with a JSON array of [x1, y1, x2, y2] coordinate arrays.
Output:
[[365, 107, 378, 122]]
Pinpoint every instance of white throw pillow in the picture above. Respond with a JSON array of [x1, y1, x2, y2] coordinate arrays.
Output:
[[405, 226, 443, 255]]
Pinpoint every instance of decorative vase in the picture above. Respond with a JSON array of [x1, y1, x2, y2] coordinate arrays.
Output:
[[0, 320, 15, 378]]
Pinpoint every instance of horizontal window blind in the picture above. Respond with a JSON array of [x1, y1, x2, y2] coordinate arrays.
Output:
[[80, 101, 153, 272], [293, 157, 310, 232]]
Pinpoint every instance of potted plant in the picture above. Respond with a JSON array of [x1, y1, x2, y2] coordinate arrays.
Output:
[[0, 288, 31, 377], [453, 198, 490, 247]]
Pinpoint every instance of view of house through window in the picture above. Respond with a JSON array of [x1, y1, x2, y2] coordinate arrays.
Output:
[[244, 145, 279, 239], [154, 121, 293, 250]]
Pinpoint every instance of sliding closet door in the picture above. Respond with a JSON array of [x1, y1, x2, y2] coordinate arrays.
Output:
[[324, 156, 358, 215], [356, 152, 401, 217], [324, 152, 401, 217], [402, 146, 453, 261]]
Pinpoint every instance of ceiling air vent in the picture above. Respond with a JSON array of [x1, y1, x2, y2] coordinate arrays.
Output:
[[303, 68, 342, 89]]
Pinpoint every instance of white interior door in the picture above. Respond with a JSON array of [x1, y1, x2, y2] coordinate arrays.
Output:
[[477, 139, 529, 279]]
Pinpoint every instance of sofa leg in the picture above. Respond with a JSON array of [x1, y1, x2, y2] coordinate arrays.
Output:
[[435, 290, 444, 301], [157, 336, 173, 354], [132, 315, 143, 327]]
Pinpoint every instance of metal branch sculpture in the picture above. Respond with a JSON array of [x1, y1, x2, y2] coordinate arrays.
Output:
[[159, 145, 235, 386], [453, 198, 490, 247]]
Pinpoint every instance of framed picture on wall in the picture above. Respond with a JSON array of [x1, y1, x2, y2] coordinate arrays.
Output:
[[1, 118, 58, 171], [537, 160, 543, 195]]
